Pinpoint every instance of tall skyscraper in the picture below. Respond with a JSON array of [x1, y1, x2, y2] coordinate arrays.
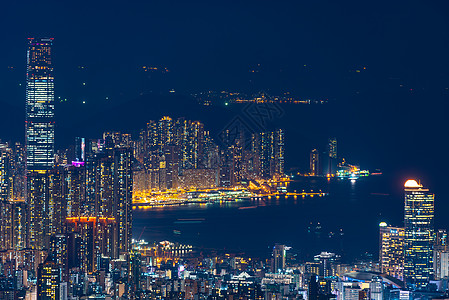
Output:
[[271, 244, 286, 273], [403, 179, 434, 289], [310, 149, 320, 176], [113, 147, 133, 257], [379, 222, 404, 280], [274, 128, 285, 176], [26, 38, 55, 172], [327, 137, 337, 175]]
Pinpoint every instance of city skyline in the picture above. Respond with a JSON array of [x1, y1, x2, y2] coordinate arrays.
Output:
[[1, 1, 449, 299], [1, 1, 449, 198]]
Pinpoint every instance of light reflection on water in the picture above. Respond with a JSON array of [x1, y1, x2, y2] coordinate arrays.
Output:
[[133, 176, 399, 261]]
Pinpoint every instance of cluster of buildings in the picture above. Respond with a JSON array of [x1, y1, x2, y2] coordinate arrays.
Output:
[[123, 181, 448, 300], [132, 116, 285, 191], [309, 138, 338, 176], [309, 139, 369, 180], [379, 179, 437, 290], [1, 37, 445, 300], [0, 38, 288, 299], [0, 38, 137, 299]]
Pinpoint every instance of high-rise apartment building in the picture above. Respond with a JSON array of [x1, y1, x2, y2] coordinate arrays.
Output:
[[0, 144, 13, 201], [274, 128, 285, 176], [310, 149, 320, 176], [379, 222, 404, 280], [403, 179, 434, 289], [112, 147, 133, 257], [26, 38, 55, 172], [37, 256, 60, 299]]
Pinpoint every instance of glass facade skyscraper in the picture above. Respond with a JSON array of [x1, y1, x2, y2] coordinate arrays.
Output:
[[403, 179, 434, 289], [26, 38, 55, 172]]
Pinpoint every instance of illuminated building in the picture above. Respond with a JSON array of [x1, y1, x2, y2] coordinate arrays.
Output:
[[74, 136, 86, 163], [50, 234, 68, 281], [308, 275, 335, 300], [157, 116, 174, 153], [178, 169, 217, 189], [310, 149, 320, 176], [274, 129, 285, 176], [66, 216, 116, 273], [145, 154, 160, 190], [271, 244, 286, 273], [28, 163, 86, 250], [328, 138, 337, 159], [433, 250, 449, 280], [84, 139, 103, 215], [0, 144, 13, 202], [95, 150, 114, 218], [37, 256, 60, 300], [435, 229, 448, 250], [231, 142, 243, 185], [379, 222, 404, 280], [133, 169, 150, 193], [241, 150, 260, 180], [159, 145, 179, 190], [12, 142, 26, 201], [173, 118, 188, 167], [223, 273, 263, 300], [217, 148, 232, 188], [255, 132, 272, 179], [314, 252, 339, 277], [433, 229, 448, 280], [369, 276, 383, 300], [189, 121, 204, 169], [48, 167, 66, 236], [27, 171, 50, 250], [103, 132, 132, 148], [26, 38, 55, 172], [11, 200, 27, 250], [403, 179, 434, 289], [146, 120, 158, 151], [0, 189, 20, 251], [129, 251, 142, 294], [113, 147, 133, 257], [327, 138, 337, 175], [86, 145, 133, 258], [0, 200, 13, 251], [201, 131, 219, 170], [64, 164, 85, 218], [252, 130, 285, 179]]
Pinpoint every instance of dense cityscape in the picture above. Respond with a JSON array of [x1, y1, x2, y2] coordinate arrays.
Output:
[[0, 36, 446, 300], [3, 1, 449, 299]]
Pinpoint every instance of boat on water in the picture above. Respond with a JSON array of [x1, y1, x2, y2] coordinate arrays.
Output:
[[174, 218, 205, 224], [238, 206, 257, 210]]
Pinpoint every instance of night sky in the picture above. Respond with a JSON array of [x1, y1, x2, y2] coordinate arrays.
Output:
[[2, 1, 449, 222]]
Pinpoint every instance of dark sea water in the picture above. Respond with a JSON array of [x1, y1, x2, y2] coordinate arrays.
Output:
[[133, 175, 405, 262]]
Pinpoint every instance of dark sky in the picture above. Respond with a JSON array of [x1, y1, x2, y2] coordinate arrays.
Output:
[[2, 1, 449, 95], [2, 0, 449, 218]]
